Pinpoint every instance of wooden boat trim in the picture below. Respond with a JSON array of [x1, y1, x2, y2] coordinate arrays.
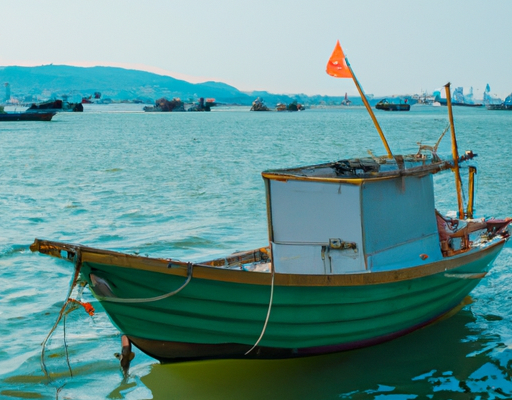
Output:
[[31, 237, 505, 287]]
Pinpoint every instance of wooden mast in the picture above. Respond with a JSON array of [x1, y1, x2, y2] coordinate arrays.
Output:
[[346, 60, 393, 159], [326, 41, 393, 159], [444, 82, 465, 218]]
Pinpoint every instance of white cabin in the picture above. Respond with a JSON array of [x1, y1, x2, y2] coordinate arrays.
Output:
[[263, 157, 447, 275]]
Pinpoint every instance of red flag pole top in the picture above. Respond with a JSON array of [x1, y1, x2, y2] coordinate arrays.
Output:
[[326, 41, 393, 159]]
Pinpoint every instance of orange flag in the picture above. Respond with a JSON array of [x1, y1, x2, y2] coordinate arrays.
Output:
[[326, 40, 352, 78]]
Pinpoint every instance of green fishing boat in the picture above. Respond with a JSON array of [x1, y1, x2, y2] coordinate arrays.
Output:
[[31, 41, 511, 372]]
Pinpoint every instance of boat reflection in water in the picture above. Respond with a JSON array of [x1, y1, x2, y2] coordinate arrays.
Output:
[[136, 304, 510, 399]]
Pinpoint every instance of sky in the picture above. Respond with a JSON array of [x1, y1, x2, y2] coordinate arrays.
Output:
[[2, 1, 512, 98]]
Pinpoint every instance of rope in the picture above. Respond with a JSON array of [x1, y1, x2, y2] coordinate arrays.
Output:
[[95, 263, 193, 304], [40, 254, 192, 380], [41, 250, 82, 380], [63, 314, 73, 377], [245, 267, 275, 355]]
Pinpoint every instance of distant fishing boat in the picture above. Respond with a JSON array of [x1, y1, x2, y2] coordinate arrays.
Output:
[[375, 99, 410, 111], [250, 97, 270, 111], [276, 101, 305, 111], [144, 97, 215, 112], [31, 41, 511, 373], [28, 99, 83, 112], [341, 92, 352, 106], [143, 97, 185, 112], [0, 108, 56, 121], [187, 97, 216, 112]]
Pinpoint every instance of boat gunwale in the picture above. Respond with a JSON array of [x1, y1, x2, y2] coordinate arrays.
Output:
[[30, 237, 506, 287], [261, 158, 454, 183]]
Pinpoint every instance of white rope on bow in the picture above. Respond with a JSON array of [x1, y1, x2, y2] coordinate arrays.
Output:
[[245, 267, 275, 355]]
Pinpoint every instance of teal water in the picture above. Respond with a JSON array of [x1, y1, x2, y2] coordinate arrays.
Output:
[[1, 104, 512, 399]]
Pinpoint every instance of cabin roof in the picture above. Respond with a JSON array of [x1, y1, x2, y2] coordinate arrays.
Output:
[[262, 153, 456, 183]]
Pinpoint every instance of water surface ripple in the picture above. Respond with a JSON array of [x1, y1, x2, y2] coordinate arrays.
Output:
[[1, 104, 512, 399]]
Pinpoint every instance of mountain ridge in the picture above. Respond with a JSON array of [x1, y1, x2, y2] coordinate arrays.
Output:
[[0, 64, 351, 106]]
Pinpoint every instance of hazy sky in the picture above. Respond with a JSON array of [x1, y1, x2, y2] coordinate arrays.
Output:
[[2, 1, 511, 98]]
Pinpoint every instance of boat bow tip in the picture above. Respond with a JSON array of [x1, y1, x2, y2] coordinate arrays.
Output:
[[30, 238, 41, 253]]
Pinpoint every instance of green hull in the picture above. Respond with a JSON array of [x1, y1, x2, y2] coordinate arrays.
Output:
[[73, 241, 503, 361]]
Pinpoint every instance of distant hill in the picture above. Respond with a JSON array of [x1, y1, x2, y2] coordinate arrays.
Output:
[[0, 65, 258, 105], [1, 65, 345, 106]]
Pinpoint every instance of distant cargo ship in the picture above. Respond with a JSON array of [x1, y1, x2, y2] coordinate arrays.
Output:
[[487, 93, 512, 110], [434, 87, 483, 107]]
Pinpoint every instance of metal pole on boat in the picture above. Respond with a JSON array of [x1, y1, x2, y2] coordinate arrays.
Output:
[[346, 61, 394, 159], [444, 82, 465, 218], [467, 166, 476, 219]]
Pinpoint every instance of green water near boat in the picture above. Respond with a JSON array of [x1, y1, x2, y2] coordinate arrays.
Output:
[[1, 104, 512, 399]]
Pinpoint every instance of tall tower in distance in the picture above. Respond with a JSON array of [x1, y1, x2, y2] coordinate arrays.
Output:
[[4, 83, 11, 102]]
